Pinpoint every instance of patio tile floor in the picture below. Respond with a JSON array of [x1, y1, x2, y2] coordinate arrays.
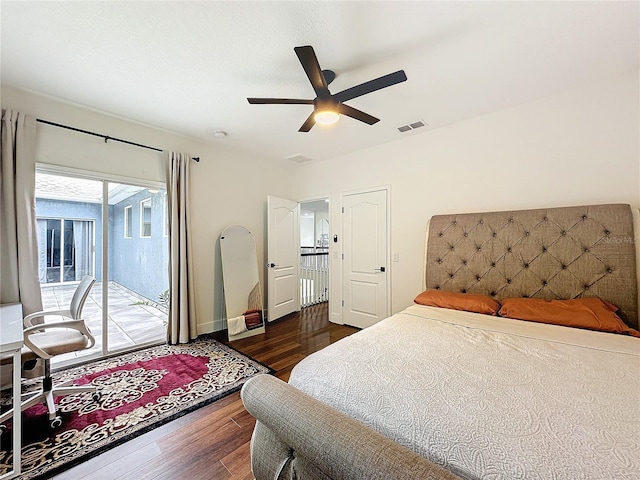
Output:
[[40, 282, 167, 367]]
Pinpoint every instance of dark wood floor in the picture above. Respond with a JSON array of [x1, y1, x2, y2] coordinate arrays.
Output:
[[52, 303, 358, 480]]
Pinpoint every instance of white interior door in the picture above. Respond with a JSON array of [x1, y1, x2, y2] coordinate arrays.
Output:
[[267, 195, 300, 321], [342, 189, 388, 328]]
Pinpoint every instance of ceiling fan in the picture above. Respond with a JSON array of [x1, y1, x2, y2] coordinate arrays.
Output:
[[247, 45, 407, 132]]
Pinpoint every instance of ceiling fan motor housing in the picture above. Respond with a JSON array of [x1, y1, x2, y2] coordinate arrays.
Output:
[[314, 96, 338, 111]]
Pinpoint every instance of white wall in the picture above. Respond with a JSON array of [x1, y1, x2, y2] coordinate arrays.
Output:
[[300, 215, 315, 247], [291, 71, 640, 322], [1, 85, 293, 333], [4, 69, 638, 332], [300, 211, 330, 248]]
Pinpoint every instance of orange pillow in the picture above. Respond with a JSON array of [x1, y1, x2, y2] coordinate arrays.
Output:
[[414, 290, 500, 315], [498, 297, 640, 337]]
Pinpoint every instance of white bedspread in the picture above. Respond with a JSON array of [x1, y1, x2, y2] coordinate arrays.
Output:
[[288, 305, 640, 479]]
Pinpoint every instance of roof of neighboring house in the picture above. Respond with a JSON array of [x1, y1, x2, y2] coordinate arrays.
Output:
[[36, 172, 150, 205]]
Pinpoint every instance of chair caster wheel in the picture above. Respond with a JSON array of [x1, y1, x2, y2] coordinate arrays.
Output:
[[50, 416, 63, 429], [92, 392, 102, 402]]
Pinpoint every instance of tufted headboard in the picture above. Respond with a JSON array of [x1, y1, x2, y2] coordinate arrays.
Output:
[[425, 204, 638, 329]]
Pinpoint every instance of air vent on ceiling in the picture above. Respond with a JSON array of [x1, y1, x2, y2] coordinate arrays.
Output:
[[397, 119, 427, 133], [285, 154, 312, 164]]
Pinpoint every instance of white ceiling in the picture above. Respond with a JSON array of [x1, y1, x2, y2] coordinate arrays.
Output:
[[1, 1, 638, 163]]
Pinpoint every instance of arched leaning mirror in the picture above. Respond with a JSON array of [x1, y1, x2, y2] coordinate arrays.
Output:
[[220, 225, 265, 341]]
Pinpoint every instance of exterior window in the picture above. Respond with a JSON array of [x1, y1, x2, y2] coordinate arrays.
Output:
[[124, 206, 132, 238], [140, 198, 152, 238]]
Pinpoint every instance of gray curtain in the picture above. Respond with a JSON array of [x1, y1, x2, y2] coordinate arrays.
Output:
[[73, 220, 93, 280], [164, 151, 197, 344], [37, 218, 47, 283], [0, 109, 43, 315]]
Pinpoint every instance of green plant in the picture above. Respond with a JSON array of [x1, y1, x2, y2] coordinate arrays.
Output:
[[159, 289, 170, 308]]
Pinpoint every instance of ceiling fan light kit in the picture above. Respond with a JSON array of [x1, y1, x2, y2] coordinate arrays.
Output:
[[247, 45, 407, 132], [314, 110, 340, 125]]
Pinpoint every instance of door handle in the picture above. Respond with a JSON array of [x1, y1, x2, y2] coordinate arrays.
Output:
[[267, 263, 279, 268], [374, 267, 386, 272]]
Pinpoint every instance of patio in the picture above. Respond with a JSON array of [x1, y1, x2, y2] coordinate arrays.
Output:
[[41, 282, 168, 367]]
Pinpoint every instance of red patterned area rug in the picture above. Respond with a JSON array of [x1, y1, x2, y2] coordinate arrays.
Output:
[[0, 337, 271, 480]]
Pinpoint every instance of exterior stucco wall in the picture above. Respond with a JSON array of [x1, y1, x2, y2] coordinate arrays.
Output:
[[35, 193, 168, 302], [111, 190, 168, 302]]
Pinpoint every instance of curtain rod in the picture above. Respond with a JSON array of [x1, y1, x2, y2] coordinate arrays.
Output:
[[36, 118, 200, 162]]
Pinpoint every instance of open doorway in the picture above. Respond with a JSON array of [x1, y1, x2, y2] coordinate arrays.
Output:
[[299, 198, 329, 308]]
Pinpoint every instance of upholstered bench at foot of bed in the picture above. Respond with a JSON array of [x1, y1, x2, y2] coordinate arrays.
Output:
[[241, 374, 460, 480]]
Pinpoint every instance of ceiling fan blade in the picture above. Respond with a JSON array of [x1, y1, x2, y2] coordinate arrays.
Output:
[[294, 46, 330, 97], [333, 70, 407, 103], [299, 111, 316, 132], [338, 104, 379, 125], [247, 98, 314, 105]]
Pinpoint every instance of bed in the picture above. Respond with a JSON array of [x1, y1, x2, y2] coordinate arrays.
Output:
[[241, 203, 640, 480]]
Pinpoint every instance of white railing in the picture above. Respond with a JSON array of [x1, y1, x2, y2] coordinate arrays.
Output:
[[300, 250, 329, 308]]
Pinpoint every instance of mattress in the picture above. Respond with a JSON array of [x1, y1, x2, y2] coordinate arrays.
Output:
[[288, 305, 640, 479]]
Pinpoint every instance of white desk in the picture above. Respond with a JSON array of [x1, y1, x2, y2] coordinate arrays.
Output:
[[0, 303, 23, 479]]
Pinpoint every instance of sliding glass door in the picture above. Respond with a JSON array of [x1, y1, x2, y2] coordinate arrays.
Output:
[[37, 218, 95, 284], [106, 182, 169, 351], [35, 167, 168, 367]]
